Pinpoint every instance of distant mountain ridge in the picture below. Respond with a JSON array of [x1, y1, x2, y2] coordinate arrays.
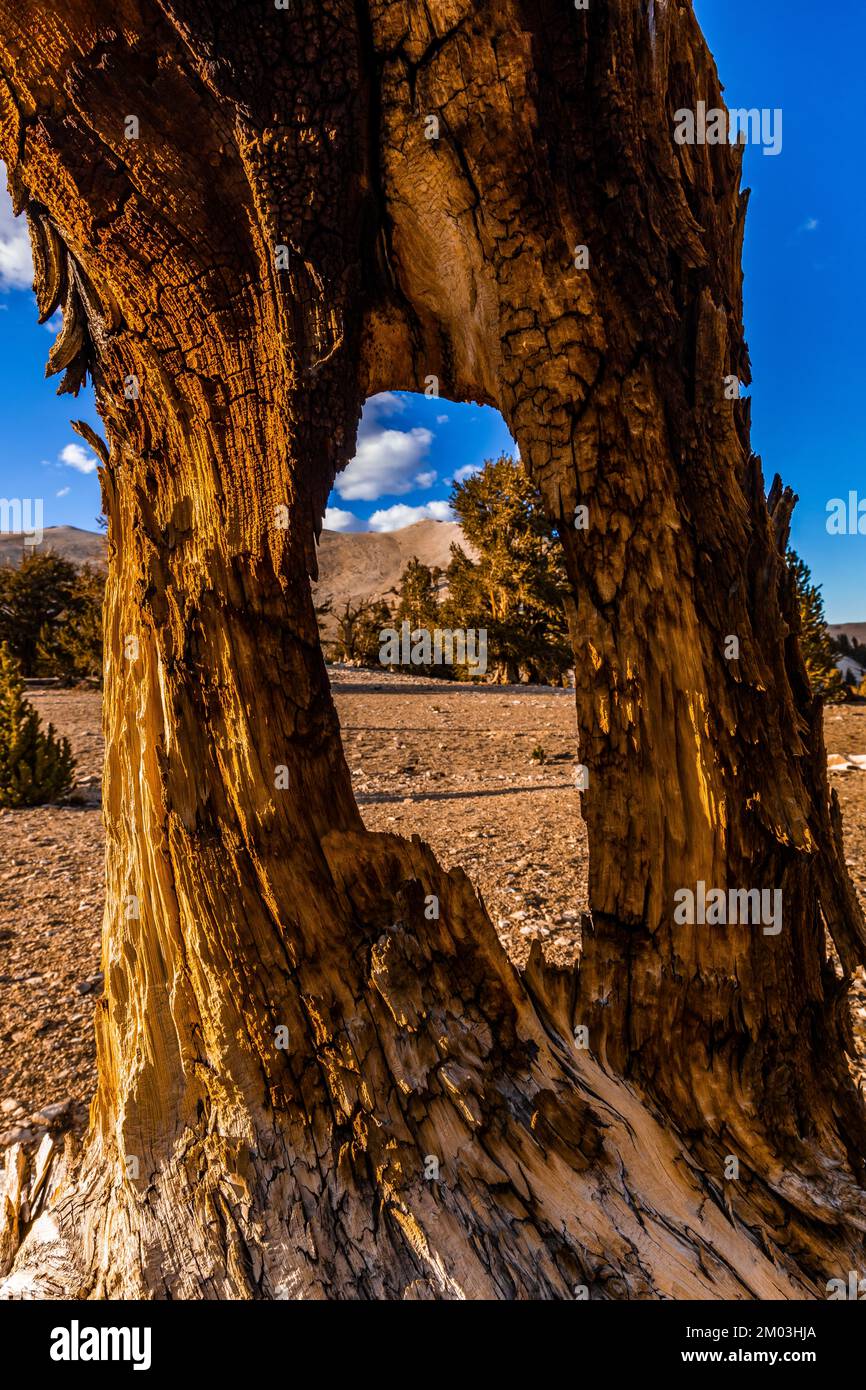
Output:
[[0, 525, 108, 569], [0, 520, 472, 618], [828, 623, 866, 648], [5, 528, 861, 643], [313, 520, 470, 614]]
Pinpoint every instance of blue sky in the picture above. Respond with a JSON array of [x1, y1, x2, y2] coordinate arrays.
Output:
[[0, 272, 104, 526], [322, 391, 515, 532], [0, 1, 863, 618], [693, 0, 866, 622]]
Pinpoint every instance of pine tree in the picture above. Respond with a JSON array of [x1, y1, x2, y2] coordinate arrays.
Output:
[[393, 558, 443, 673], [444, 455, 572, 683], [332, 598, 392, 666], [0, 643, 75, 807], [36, 563, 105, 684], [832, 630, 866, 667], [0, 551, 78, 676], [787, 549, 844, 703], [395, 557, 440, 632]]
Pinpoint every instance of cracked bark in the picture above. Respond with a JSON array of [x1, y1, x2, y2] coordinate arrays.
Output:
[[1, 0, 864, 1299]]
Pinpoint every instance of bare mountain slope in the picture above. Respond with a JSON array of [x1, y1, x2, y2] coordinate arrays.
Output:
[[0, 524, 107, 569], [829, 623, 866, 648], [313, 519, 469, 614], [0, 519, 470, 612]]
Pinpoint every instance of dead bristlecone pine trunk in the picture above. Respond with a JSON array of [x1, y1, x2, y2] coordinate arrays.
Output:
[[1, 0, 864, 1301]]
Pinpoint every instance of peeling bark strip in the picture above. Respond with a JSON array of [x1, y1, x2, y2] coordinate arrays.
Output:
[[0, 0, 864, 1298]]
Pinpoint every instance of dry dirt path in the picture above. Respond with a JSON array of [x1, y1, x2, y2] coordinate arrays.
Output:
[[2, 674, 865, 1148]]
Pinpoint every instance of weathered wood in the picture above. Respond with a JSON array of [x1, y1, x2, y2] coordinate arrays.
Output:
[[0, 0, 863, 1298]]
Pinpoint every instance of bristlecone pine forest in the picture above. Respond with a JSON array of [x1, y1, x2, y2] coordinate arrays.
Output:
[[1, 0, 864, 1302]]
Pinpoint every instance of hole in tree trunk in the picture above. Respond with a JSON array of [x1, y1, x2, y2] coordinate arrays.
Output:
[[324, 667, 588, 971], [315, 392, 588, 970]]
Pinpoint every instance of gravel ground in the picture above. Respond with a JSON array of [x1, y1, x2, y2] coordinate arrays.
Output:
[[2, 674, 865, 1149]]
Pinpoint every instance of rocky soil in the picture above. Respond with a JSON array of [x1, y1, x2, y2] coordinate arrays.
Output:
[[2, 674, 865, 1152]]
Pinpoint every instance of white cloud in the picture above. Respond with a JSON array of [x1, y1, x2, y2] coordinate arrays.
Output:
[[335, 392, 436, 501], [436, 414, 449, 424], [0, 179, 33, 291], [56, 486, 71, 497], [368, 500, 455, 532], [362, 392, 406, 424], [337, 428, 436, 505], [451, 463, 481, 485], [59, 442, 98, 474], [323, 506, 365, 532], [337, 426, 434, 501], [43, 308, 63, 333], [798, 217, 819, 234]]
